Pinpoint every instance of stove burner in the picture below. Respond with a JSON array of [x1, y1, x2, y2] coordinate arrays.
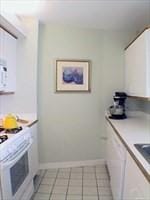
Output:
[[0, 135, 8, 144], [5, 126, 23, 134], [0, 128, 4, 132]]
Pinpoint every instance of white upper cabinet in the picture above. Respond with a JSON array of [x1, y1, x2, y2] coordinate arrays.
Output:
[[0, 13, 27, 39], [0, 27, 17, 93], [125, 28, 150, 98]]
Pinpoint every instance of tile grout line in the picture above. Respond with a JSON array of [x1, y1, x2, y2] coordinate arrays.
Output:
[[49, 169, 59, 200], [31, 169, 47, 200], [34, 166, 113, 200], [65, 168, 72, 200], [35, 169, 47, 192], [82, 166, 84, 200], [95, 166, 100, 200]]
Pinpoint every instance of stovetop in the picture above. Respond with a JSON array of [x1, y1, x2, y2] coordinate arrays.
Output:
[[0, 127, 23, 144], [0, 135, 8, 144], [0, 126, 23, 133]]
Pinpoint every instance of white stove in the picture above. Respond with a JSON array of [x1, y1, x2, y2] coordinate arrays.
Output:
[[0, 127, 32, 161], [0, 127, 34, 200]]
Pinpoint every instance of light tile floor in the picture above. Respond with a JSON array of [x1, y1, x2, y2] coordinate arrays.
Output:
[[33, 165, 113, 200]]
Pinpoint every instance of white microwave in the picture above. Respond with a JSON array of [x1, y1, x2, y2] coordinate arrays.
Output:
[[0, 59, 7, 92]]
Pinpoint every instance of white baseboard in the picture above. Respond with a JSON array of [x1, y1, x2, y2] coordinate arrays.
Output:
[[39, 159, 106, 169]]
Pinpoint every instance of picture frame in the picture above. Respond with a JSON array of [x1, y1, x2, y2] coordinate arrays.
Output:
[[56, 59, 91, 92]]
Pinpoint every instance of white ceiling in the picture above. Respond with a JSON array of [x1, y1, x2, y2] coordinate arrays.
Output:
[[1, 0, 150, 31]]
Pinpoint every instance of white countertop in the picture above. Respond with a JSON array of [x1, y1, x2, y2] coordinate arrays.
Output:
[[107, 111, 150, 180]]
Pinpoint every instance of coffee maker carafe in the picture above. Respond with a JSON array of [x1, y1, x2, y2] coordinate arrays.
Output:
[[109, 92, 127, 119]]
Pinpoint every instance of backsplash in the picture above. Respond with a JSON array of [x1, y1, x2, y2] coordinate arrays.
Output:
[[127, 99, 150, 115], [141, 101, 150, 114]]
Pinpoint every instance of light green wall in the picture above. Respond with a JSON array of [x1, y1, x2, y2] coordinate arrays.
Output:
[[38, 24, 134, 164]]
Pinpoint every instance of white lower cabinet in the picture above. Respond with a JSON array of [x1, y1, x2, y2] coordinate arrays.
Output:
[[106, 122, 126, 200], [123, 152, 150, 200], [0, 184, 2, 200], [106, 120, 150, 200], [29, 123, 39, 179]]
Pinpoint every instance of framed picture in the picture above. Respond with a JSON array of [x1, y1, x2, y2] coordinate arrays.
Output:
[[56, 59, 91, 92]]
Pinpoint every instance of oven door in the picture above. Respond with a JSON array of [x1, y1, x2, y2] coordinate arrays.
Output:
[[0, 141, 32, 200]]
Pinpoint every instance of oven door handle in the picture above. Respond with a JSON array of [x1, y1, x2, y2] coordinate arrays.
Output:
[[1, 139, 33, 168]]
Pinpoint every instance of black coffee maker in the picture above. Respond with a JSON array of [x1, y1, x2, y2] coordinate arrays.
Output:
[[109, 92, 127, 119]]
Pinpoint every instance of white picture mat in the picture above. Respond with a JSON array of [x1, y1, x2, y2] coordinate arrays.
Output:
[[56, 60, 90, 92]]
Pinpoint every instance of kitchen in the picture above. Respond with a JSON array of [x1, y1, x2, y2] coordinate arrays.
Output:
[[0, 0, 150, 200]]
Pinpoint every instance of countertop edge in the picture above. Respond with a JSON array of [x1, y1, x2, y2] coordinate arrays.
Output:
[[27, 119, 38, 127], [105, 116, 150, 183]]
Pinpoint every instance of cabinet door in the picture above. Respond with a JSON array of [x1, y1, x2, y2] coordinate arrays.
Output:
[[0, 28, 5, 60], [0, 184, 2, 200], [125, 29, 149, 97], [4, 30, 16, 92], [29, 123, 39, 178], [123, 152, 150, 200], [0, 28, 7, 92], [106, 122, 126, 200]]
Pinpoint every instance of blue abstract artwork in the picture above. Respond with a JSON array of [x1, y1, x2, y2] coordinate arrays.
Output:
[[62, 67, 83, 85]]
